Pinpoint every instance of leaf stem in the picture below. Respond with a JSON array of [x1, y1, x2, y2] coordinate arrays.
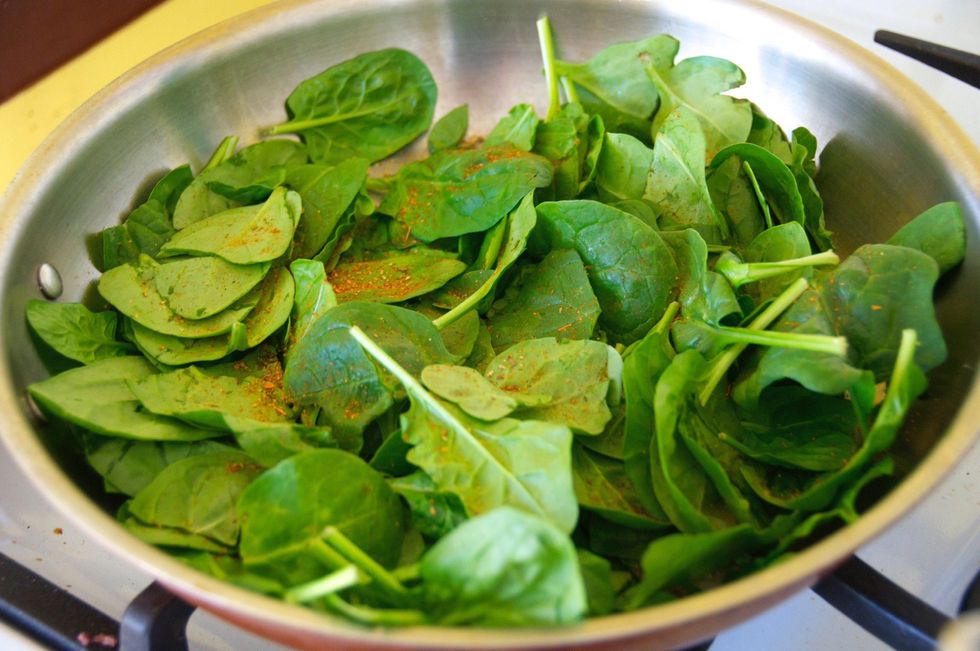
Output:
[[698, 277, 810, 405], [743, 161, 772, 229], [284, 565, 364, 604], [718, 250, 839, 287], [560, 76, 580, 105], [322, 526, 408, 597], [536, 15, 562, 121], [203, 136, 238, 171], [711, 325, 848, 356], [322, 594, 427, 626]]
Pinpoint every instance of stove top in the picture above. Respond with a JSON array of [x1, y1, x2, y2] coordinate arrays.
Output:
[[0, 1, 977, 650]]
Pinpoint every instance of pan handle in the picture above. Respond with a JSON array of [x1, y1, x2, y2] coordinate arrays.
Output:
[[812, 555, 950, 651]]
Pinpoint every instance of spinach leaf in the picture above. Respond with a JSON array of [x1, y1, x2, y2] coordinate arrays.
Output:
[[127, 450, 263, 548], [659, 229, 740, 325], [486, 248, 600, 351], [389, 471, 468, 539], [238, 449, 407, 584], [734, 244, 945, 406], [644, 107, 728, 242], [572, 443, 667, 529], [267, 49, 436, 165], [420, 364, 527, 421], [127, 322, 233, 366], [742, 330, 925, 512], [27, 357, 218, 441], [284, 302, 455, 450], [576, 549, 618, 616], [328, 249, 466, 304], [534, 200, 678, 344], [350, 327, 578, 533], [532, 102, 591, 201], [645, 51, 751, 157], [152, 257, 269, 320], [482, 338, 615, 435], [709, 142, 806, 230], [286, 158, 369, 259], [173, 140, 308, 228], [419, 507, 586, 626], [428, 104, 469, 153], [84, 436, 236, 496], [555, 35, 678, 140], [379, 146, 552, 241], [432, 192, 536, 330], [595, 132, 654, 204], [288, 259, 337, 348], [101, 165, 192, 269], [26, 300, 133, 364], [623, 524, 767, 609], [886, 201, 966, 274], [162, 187, 301, 264], [128, 352, 295, 426], [789, 127, 832, 250], [486, 104, 539, 151]]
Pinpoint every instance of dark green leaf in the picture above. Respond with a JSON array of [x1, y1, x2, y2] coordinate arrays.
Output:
[[428, 104, 469, 153], [26, 300, 133, 364]]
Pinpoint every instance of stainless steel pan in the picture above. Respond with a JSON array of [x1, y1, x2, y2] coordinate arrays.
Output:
[[1, 0, 977, 648]]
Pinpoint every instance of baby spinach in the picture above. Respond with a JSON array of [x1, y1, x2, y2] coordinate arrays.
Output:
[[350, 327, 578, 534], [127, 450, 263, 548], [173, 139, 307, 228], [26, 300, 133, 364], [419, 507, 586, 626], [428, 104, 469, 153], [379, 145, 552, 241], [266, 49, 436, 165], [534, 200, 678, 344], [24, 27, 965, 629]]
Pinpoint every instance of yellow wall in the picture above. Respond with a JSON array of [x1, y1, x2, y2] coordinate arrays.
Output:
[[0, 0, 276, 193]]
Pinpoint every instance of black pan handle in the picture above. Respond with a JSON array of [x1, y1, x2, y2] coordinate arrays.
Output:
[[874, 30, 980, 89], [812, 555, 950, 651]]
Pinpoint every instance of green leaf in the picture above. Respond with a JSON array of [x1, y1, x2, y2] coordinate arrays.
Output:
[[486, 104, 540, 151], [379, 146, 552, 241], [26, 300, 133, 364], [286, 158, 369, 259], [288, 259, 337, 348], [886, 201, 966, 275], [486, 248, 600, 351], [152, 256, 270, 320], [238, 449, 407, 585], [162, 187, 301, 264], [534, 200, 678, 344], [428, 104, 469, 153], [646, 52, 751, 158], [284, 302, 455, 450], [572, 444, 666, 529], [735, 244, 945, 406], [174, 140, 308, 228], [483, 338, 614, 435], [328, 249, 466, 304], [644, 107, 728, 242], [709, 142, 806, 230], [419, 507, 586, 626], [432, 192, 537, 330], [128, 450, 263, 547], [84, 436, 236, 496], [421, 364, 524, 421], [595, 132, 654, 204], [267, 49, 436, 165], [350, 327, 578, 533], [27, 357, 218, 441], [555, 35, 678, 140], [389, 471, 468, 539]]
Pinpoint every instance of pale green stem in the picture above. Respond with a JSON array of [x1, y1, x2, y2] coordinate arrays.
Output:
[[536, 15, 561, 121], [743, 160, 772, 229], [322, 526, 408, 597], [711, 325, 848, 356], [322, 594, 427, 626], [203, 135, 238, 171], [285, 565, 364, 604], [698, 277, 810, 405]]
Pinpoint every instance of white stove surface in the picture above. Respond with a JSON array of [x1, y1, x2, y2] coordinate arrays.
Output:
[[1, 1, 978, 650]]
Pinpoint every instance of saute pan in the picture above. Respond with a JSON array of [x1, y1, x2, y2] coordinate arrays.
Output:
[[0, 0, 977, 648]]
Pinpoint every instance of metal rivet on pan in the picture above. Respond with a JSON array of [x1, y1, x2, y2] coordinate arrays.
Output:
[[37, 263, 63, 299], [24, 391, 47, 424]]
